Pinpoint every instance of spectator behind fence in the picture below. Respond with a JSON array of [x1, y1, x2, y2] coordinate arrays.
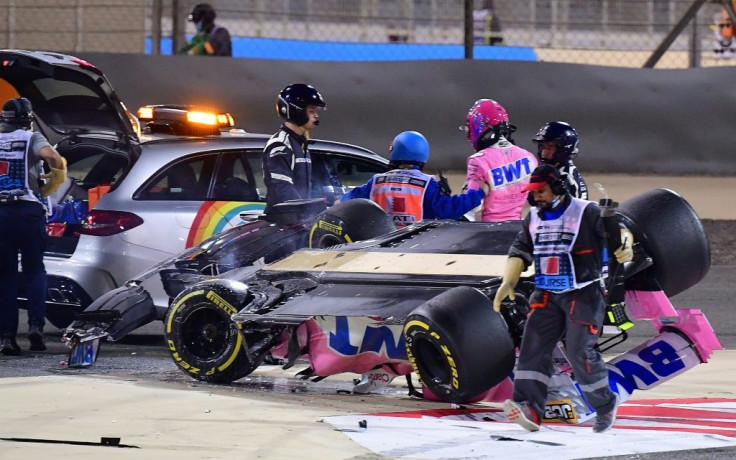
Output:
[[179, 3, 232, 57], [713, 0, 736, 58], [473, 0, 503, 45]]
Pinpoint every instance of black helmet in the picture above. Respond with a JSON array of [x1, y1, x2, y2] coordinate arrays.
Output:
[[189, 3, 216, 23], [0, 97, 32, 130], [276, 83, 326, 126], [532, 121, 579, 166]]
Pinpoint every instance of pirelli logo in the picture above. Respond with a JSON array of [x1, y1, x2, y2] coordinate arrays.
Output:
[[206, 290, 237, 315], [318, 220, 343, 235]]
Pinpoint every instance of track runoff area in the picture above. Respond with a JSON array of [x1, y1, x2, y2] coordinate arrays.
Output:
[[322, 397, 736, 459]]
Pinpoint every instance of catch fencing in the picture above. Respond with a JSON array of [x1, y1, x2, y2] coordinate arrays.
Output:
[[1, 0, 735, 68]]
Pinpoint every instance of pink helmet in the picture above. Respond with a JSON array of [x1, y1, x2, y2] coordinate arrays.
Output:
[[465, 99, 509, 150]]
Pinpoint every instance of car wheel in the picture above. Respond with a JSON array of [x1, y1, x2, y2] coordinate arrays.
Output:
[[618, 188, 710, 297], [404, 286, 515, 403], [308, 198, 395, 248], [164, 288, 258, 383]]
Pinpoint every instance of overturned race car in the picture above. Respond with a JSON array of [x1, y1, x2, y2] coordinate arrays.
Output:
[[65, 188, 720, 424]]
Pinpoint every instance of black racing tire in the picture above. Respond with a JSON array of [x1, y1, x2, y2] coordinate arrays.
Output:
[[403, 286, 515, 403], [164, 287, 258, 384], [309, 198, 395, 248], [618, 188, 710, 297]]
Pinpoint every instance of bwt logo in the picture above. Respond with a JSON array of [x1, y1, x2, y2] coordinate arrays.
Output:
[[491, 158, 533, 187], [328, 316, 407, 360], [608, 338, 687, 393]]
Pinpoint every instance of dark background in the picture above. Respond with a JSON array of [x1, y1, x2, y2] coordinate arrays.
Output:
[[80, 53, 736, 175]]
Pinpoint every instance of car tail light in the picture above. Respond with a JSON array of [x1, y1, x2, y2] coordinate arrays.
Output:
[[80, 210, 144, 236]]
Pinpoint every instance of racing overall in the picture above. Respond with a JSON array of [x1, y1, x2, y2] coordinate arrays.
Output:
[[466, 137, 537, 221], [341, 167, 484, 228], [508, 197, 616, 421], [0, 129, 50, 338], [559, 160, 588, 200], [262, 125, 312, 214]]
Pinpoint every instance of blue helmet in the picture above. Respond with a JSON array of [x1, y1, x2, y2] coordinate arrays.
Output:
[[389, 131, 429, 165]]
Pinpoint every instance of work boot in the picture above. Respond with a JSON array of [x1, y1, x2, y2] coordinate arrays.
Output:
[[0, 336, 22, 356], [503, 399, 540, 432], [593, 392, 620, 433], [28, 325, 46, 352]]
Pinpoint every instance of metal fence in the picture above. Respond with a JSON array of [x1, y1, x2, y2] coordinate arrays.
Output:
[[1, 0, 734, 68]]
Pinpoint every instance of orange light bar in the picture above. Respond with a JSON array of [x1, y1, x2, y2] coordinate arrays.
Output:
[[137, 106, 154, 120], [186, 110, 218, 126], [216, 113, 234, 127], [136, 105, 235, 130]]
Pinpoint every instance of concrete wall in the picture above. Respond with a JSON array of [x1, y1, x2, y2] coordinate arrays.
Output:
[[78, 52, 736, 175]]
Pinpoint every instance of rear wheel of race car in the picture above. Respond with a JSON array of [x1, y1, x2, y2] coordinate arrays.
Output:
[[404, 286, 515, 404], [618, 188, 710, 297], [309, 198, 395, 248], [164, 289, 257, 384]]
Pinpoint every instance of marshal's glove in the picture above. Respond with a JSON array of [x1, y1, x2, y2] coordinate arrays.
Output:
[[613, 228, 634, 263], [437, 170, 452, 196], [41, 156, 67, 197], [493, 257, 524, 312]]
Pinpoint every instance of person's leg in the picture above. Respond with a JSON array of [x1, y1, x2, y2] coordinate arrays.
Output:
[[0, 206, 20, 335], [564, 285, 617, 431], [18, 203, 47, 350], [0, 206, 22, 354], [509, 292, 566, 424]]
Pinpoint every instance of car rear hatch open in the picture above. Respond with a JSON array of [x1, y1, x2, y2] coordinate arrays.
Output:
[[0, 50, 141, 256]]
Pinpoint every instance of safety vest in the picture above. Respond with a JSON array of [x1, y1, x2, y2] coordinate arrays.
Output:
[[369, 169, 430, 228], [0, 129, 39, 203], [528, 198, 598, 292]]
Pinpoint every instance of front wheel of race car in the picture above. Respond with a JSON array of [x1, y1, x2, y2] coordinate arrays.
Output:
[[404, 286, 515, 403], [164, 288, 257, 384]]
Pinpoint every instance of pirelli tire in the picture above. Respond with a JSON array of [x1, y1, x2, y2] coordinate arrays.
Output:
[[617, 188, 710, 297], [164, 283, 257, 384], [404, 286, 515, 404], [309, 198, 395, 248]]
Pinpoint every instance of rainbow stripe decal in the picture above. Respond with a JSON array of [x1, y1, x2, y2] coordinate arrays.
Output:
[[186, 201, 266, 248]]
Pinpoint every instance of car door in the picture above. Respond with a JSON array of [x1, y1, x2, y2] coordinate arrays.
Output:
[[184, 149, 266, 247], [126, 152, 218, 254]]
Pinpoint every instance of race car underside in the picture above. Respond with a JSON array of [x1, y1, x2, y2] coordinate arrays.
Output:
[[64, 190, 722, 424]]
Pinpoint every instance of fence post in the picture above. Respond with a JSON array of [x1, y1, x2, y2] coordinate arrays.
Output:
[[151, 0, 162, 55], [172, 0, 187, 56], [464, 0, 473, 59], [689, 4, 700, 68], [644, 0, 707, 68]]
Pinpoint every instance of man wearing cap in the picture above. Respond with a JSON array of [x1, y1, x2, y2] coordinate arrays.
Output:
[[0, 97, 66, 355], [493, 164, 630, 434]]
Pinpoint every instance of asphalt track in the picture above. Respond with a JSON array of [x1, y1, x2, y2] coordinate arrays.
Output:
[[1, 174, 735, 460]]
